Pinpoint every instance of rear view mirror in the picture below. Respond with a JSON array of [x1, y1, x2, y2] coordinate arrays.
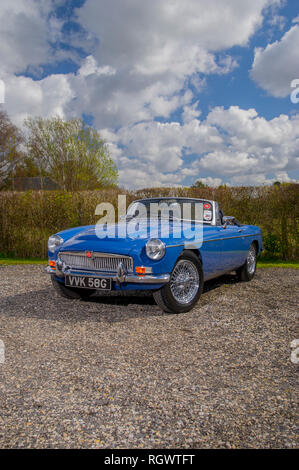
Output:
[[223, 216, 236, 228]]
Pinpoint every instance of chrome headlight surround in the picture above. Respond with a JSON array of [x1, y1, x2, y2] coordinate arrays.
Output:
[[48, 234, 64, 253], [145, 238, 166, 261]]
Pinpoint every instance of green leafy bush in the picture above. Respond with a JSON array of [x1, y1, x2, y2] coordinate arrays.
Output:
[[0, 184, 298, 260]]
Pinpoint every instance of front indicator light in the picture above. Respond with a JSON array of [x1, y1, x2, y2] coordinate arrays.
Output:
[[49, 260, 56, 270], [136, 266, 152, 274]]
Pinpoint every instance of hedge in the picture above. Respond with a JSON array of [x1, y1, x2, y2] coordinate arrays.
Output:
[[0, 184, 298, 260]]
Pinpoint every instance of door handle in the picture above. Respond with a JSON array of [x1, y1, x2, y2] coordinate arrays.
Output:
[[237, 229, 243, 233]]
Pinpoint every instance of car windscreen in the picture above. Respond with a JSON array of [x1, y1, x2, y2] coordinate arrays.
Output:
[[126, 199, 213, 223]]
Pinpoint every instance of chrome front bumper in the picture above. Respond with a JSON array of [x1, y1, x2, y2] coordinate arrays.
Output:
[[45, 265, 169, 285]]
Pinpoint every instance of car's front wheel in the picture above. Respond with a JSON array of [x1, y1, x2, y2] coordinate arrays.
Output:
[[236, 243, 257, 281], [153, 251, 203, 314], [51, 275, 94, 300]]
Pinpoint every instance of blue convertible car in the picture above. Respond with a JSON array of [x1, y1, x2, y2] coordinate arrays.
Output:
[[46, 197, 262, 313]]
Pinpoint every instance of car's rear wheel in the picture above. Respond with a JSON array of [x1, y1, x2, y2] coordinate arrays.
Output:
[[51, 275, 94, 300], [236, 243, 257, 281], [153, 251, 203, 314]]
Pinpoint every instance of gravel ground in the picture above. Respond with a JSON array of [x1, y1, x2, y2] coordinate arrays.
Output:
[[0, 265, 298, 449]]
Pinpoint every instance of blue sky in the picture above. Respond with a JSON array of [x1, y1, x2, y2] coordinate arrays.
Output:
[[1, 0, 298, 188]]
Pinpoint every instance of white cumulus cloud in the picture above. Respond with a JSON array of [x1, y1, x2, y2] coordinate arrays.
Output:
[[101, 105, 299, 188], [69, 0, 274, 127], [251, 24, 299, 97], [0, 0, 63, 76], [1, 0, 297, 189], [4, 74, 74, 127]]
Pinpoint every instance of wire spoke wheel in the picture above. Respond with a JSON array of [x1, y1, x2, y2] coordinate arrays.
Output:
[[247, 244, 257, 275], [153, 251, 203, 313], [169, 259, 200, 305]]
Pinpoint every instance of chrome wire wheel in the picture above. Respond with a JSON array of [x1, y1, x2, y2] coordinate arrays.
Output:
[[247, 244, 257, 275], [169, 259, 200, 305]]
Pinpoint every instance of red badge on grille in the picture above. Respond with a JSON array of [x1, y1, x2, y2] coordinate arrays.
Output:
[[86, 251, 92, 258]]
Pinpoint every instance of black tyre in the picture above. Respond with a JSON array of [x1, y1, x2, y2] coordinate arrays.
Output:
[[153, 251, 203, 314], [51, 275, 94, 300], [236, 243, 257, 282]]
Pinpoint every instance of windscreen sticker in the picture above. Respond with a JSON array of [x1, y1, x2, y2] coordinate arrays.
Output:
[[203, 210, 212, 221], [203, 203, 211, 209]]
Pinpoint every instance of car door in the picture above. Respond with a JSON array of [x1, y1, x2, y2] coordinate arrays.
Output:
[[199, 226, 227, 280], [218, 224, 248, 271]]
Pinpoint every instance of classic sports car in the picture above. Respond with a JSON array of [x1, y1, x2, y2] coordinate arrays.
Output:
[[46, 197, 263, 313]]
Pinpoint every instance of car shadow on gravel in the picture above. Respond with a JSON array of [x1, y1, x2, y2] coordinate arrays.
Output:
[[203, 272, 240, 294], [0, 273, 240, 323]]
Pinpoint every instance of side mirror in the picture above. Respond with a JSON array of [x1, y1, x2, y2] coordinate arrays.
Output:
[[222, 215, 235, 228]]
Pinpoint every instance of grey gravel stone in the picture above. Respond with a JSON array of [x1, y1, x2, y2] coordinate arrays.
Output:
[[0, 265, 298, 448]]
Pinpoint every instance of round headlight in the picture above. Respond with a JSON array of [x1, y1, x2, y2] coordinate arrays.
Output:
[[48, 234, 63, 253], [145, 238, 166, 260]]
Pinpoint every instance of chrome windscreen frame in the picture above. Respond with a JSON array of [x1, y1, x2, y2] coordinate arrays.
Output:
[[128, 197, 217, 226]]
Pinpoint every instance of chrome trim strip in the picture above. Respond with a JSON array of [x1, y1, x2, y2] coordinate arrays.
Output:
[[202, 233, 261, 243], [166, 243, 184, 248], [122, 274, 170, 284], [166, 233, 260, 247], [60, 251, 132, 259], [133, 196, 215, 204]]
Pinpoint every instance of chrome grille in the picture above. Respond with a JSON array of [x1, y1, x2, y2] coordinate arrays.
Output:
[[59, 251, 133, 273]]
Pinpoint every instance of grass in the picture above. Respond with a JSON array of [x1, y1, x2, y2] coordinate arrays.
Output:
[[0, 257, 298, 268], [0, 257, 47, 265], [257, 259, 299, 269]]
